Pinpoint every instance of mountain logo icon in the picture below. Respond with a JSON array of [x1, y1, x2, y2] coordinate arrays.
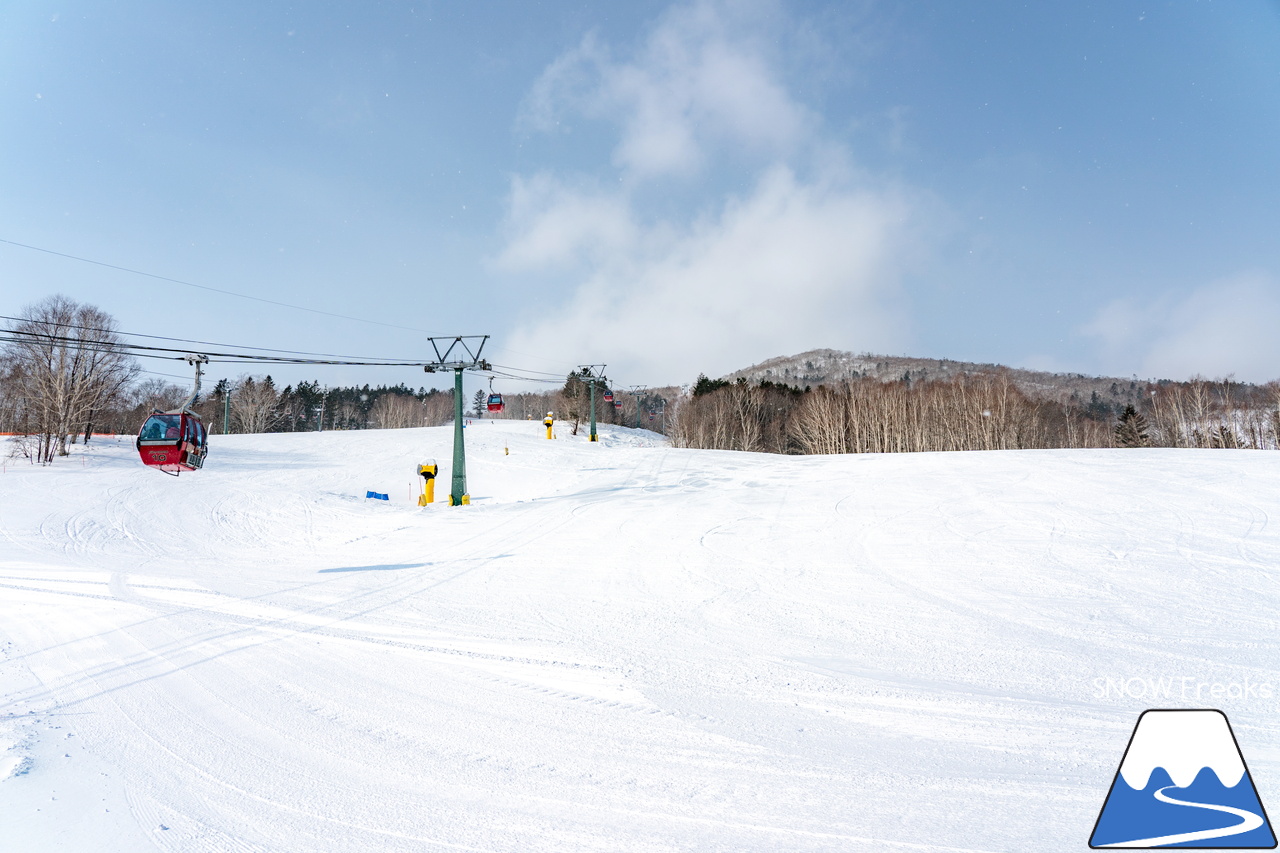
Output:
[[1091, 709, 1276, 848]]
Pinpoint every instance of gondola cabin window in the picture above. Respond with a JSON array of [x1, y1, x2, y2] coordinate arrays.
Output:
[[140, 414, 183, 441]]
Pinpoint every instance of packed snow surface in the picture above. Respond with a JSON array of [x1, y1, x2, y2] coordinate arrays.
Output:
[[3, 422, 1280, 852]]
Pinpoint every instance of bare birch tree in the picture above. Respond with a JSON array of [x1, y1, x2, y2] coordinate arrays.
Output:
[[231, 375, 281, 434], [0, 296, 138, 462], [370, 393, 421, 429]]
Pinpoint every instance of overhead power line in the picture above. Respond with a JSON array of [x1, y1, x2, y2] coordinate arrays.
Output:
[[1, 297, 610, 389], [140, 368, 203, 381], [0, 238, 598, 378], [486, 367, 563, 385], [0, 313, 428, 363], [0, 331, 591, 392], [0, 237, 442, 336], [488, 362, 570, 378], [0, 329, 430, 367], [0, 324, 584, 384]]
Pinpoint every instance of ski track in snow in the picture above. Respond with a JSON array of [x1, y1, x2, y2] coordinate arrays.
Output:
[[2, 426, 1280, 851]]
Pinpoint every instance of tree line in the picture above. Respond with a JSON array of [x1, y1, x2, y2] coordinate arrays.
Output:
[[138, 376, 461, 436], [0, 297, 673, 463], [670, 371, 1280, 454]]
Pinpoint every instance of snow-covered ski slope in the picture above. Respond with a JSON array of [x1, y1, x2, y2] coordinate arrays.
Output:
[[3, 421, 1280, 852]]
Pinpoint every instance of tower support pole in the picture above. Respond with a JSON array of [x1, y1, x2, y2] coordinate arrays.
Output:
[[451, 367, 468, 505]]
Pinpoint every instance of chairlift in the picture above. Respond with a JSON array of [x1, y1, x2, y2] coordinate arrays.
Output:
[[136, 355, 209, 475]]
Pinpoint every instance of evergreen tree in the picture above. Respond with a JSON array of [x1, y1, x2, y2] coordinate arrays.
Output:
[[1086, 390, 1113, 421], [692, 373, 730, 397], [1115, 404, 1151, 447], [562, 369, 592, 435]]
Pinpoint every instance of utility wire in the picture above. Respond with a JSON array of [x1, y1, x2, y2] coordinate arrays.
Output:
[[2, 312, 606, 385], [0, 237, 442, 336], [488, 362, 572, 378], [140, 368, 201, 381], [0, 313, 429, 363], [0, 336, 187, 363], [2, 329, 574, 379], [0, 240, 591, 376], [0, 330, 601, 391], [485, 368, 563, 385], [0, 330, 582, 385], [0, 330, 429, 367]]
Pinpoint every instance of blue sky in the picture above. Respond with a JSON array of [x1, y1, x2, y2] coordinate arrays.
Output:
[[3, 0, 1279, 393]]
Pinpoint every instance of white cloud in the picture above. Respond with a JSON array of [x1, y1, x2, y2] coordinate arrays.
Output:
[[499, 0, 922, 386], [1079, 297, 1153, 362], [521, 0, 812, 178], [504, 166, 913, 384], [1083, 273, 1280, 382], [494, 173, 639, 271]]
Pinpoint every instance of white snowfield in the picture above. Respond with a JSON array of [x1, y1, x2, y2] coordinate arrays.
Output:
[[2, 422, 1279, 852]]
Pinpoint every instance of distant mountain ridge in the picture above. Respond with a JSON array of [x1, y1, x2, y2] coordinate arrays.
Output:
[[722, 348, 1162, 411]]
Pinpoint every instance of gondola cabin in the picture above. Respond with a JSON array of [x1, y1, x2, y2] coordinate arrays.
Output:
[[486, 393, 505, 413], [136, 411, 207, 474], [613, 399, 622, 410], [602, 389, 615, 403]]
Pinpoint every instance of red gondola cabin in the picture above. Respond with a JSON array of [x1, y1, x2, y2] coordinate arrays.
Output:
[[486, 393, 504, 413], [136, 411, 207, 474], [602, 389, 615, 403]]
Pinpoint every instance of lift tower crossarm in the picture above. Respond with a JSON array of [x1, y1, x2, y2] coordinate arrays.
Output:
[[421, 336, 492, 506], [421, 335, 490, 373]]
